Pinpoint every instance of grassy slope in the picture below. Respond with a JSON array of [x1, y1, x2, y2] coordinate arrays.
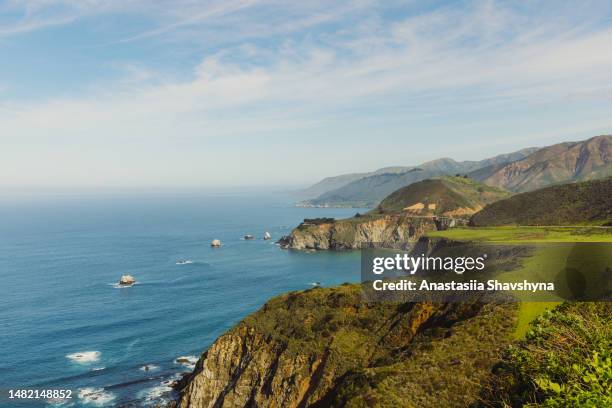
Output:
[[426, 226, 612, 338], [373, 176, 510, 215], [470, 177, 612, 226], [427, 226, 612, 243]]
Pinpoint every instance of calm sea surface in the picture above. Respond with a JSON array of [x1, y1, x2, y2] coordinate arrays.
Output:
[[0, 192, 363, 407]]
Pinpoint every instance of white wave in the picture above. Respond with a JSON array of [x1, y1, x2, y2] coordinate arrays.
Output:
[[176, 260, 194, 265], [46, 397, 74, 407], [78, 388, 115, 406], [66, 351, 100, 363], [137, 373, 182, 406], [139, 364, 159, 372], [175, 355, 198, 369], [138, 384, 172, 405], [110, 282, 137, 288], [91, 366, 106, 371]]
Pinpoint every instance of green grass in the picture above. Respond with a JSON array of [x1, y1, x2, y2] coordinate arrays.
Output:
[[514, 302, 560, 339], [426, 226, 611, 339], [426, 226, 612, 242]]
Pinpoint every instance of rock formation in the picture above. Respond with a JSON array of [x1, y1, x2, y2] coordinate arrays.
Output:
[[118, 275, 135, 285], [278, 215, 436, 250]]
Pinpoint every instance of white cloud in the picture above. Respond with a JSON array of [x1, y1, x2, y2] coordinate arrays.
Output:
[[1, 1, 612, 187]]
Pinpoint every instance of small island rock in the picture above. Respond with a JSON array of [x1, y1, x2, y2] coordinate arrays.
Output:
[[211, 239, 222, 247], [119, 275, 135, 285]]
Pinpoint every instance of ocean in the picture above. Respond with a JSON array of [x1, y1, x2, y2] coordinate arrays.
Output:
[[0, 192, 363, 407]]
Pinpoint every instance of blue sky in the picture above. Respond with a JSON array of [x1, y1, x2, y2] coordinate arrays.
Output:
[[1, 0, 612, 188]]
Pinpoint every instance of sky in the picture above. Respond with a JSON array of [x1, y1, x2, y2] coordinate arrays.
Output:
[[1, 0, 612, 189]]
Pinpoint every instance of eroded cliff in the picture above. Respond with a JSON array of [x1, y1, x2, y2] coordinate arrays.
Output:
[[176, 284, 518, 408], [277, 215, 439, 250]]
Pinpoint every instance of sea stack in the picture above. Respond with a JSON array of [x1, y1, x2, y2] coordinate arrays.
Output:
[[263, 232, 271, 240], [211, 239, 221, 247], [118, 275, 135, 286]]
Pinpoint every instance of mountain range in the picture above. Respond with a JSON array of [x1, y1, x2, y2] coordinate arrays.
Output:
[[299, 135, 611, 208], [470, 135, 611, 192]]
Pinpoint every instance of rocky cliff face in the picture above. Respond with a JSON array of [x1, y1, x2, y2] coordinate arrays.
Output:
[[277, 215, 438, 250], [176, 283, 518, 408]]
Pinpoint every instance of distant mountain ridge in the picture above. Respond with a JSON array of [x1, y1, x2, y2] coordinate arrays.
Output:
[[301, 147, 537, 207], [470, 135, 611, 192], [300, 135, 611, 208]]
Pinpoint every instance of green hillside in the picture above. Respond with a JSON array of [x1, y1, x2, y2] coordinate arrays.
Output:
[[470, 177, 612, 226], [373, 176, 510, 216]]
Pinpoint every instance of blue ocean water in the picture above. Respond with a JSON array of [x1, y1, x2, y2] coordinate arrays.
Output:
[[0, 192, 363, 407]]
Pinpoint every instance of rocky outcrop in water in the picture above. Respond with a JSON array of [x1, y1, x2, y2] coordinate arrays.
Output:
[[118, 275, 135, 285]]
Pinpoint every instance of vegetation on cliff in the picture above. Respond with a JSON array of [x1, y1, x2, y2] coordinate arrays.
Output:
[[178, 284, 519, 408], [179, 225, 611, 407], [279, 214, 434, 250], [482, 302, 611, 407], [178, 283, 611, 407], [373, 176, 510, 216], [281, 176, 510, 250], [470, 177, 612, 227]]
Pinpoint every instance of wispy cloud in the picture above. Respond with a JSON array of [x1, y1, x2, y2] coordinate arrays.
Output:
[[1, 0, 612, 187]]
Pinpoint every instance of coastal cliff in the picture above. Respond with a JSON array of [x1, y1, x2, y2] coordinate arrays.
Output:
[[175, 235, 611, 407], [280, 177, 508, 250], [277, 215, 438, 250], [176, 284, 518, 408]]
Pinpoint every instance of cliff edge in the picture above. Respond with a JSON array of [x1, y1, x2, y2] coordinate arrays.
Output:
[[277, 214, 438, 250], [176, 283, 518, 408]]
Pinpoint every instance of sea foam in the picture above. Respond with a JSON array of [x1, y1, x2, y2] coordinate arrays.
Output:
[[137, 373, 181, 406], [78, 388, 115, 406], [66, 351, 100, 363], [139, 364, 159, 372], [175, 355, 198, 369]]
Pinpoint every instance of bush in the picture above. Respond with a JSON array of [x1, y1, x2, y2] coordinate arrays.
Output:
[[482, 302, 612, 407]]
